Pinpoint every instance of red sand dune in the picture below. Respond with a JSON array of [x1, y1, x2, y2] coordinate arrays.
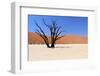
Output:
[[28, 32, 45, 44], [28, 32, 88, 44]]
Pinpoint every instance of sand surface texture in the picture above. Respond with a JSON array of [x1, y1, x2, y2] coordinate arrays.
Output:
[[29, 44, 88, 61]]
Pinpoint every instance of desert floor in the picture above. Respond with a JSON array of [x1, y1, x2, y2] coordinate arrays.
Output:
[[28, 44, 88, 61]]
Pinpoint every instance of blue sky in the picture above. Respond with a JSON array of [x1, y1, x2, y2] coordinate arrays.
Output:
[[28, 15, 88, 37]]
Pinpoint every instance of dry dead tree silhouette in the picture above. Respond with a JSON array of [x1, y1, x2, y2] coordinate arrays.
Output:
[[35, 19, 64, 48]]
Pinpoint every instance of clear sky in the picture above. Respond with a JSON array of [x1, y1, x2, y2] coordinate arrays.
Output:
[[28, 15, 88, 37]]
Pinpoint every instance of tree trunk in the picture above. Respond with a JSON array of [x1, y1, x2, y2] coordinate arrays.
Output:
[[46, 44, 50, 48], [51, 44, 55, 48]]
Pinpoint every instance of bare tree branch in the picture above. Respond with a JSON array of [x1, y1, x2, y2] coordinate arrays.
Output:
[[34, 19, 64, 48], [56, 35, 65, 41], [34, 21, 50, 48], [43, 18, 51, 28]]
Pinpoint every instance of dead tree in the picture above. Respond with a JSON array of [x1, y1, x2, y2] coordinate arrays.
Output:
[[35, 19, 64, 48], [35, 22, 50, 48]]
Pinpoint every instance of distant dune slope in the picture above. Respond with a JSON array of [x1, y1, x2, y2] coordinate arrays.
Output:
[[28, 32, 88, 44]]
